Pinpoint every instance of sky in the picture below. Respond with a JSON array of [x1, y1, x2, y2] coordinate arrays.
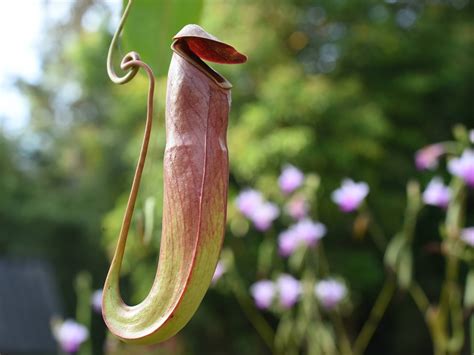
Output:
[[0, 1, 121, 135]]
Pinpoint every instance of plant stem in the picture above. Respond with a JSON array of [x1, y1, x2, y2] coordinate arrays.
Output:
[[353, 278, 396, 355], [367, 213, 388, 252], [228, 273, 275, 352], [409, 282, 447, 354], [409, 281, 430, 314], [438, 256, 463, 355], [330, 311, 353, 355], [470, 314, 474, 355], [426, 307, 447, 355], [361, 206, 387, 253], [446, 284, 463, 354], [439, 179, 465, 354], [74, 271, 92, 355], [317, 244, 330, 278]]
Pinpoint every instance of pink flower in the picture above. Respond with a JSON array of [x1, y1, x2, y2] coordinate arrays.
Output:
[[461, 227, 474, 247], [276, 274, 302, 308], [331, 179, 369, 212], [279, 165, 304, 194], [422, 177, 451, 208], [212, 261, 226, 284], [315, 279, 347, 310], [278, 219, 326, 257], [91, 289, 102, 313], [236, 189, 264, 218], [249, 202, 280, 231], [285, 196, 309, 220], [54, 320, 89, 353], [236, 190, 279, 231], [250, 280, 276, 309], [415, 143, 445, 170], [292, 219, 326, 247], [448, 149, 474, 187], [278, 229, 300, 257]]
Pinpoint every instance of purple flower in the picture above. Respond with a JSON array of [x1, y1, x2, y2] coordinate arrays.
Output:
[[91, 289, 102, 313], [249, 202, 280, 231], [278, 219, 326, 257], [315, 279, 347, 310], [331, 179, 369, 212], [278, 229, 300, 257], [448, 149, 474, 187], [461, 227, 474, 247], [250, 280, 276, 309], [212, 261, 226, 284], [54, 319, 89, 353], [415, 143, 445, 170], [285, 196, 309, 220], [292, 219, 326, 247], [236, 189, 264, 218], [279, 165, 304, 194], [422, 177, 451, 208], [276, 274, 302, 308], [236, 190, 279, 231]]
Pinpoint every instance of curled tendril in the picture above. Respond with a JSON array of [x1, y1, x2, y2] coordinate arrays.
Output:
[[105, 0, 156, 281], [107, 0, 143, 85]]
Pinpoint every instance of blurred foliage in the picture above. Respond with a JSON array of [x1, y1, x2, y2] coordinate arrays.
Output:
[[0, 0, 473, 354], [121, 0, 204, 77]]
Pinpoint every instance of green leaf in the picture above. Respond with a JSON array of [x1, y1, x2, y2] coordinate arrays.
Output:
[[122, 0, 204, 77]]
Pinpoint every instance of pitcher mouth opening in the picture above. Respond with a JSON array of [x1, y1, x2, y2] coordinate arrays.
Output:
[[171, 39, 233, 90]]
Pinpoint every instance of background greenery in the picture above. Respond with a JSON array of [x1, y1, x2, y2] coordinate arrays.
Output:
[[1, 0, 473, 354]]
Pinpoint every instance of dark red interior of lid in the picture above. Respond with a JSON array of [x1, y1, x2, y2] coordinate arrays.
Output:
[[184, 37, 247, 64]]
